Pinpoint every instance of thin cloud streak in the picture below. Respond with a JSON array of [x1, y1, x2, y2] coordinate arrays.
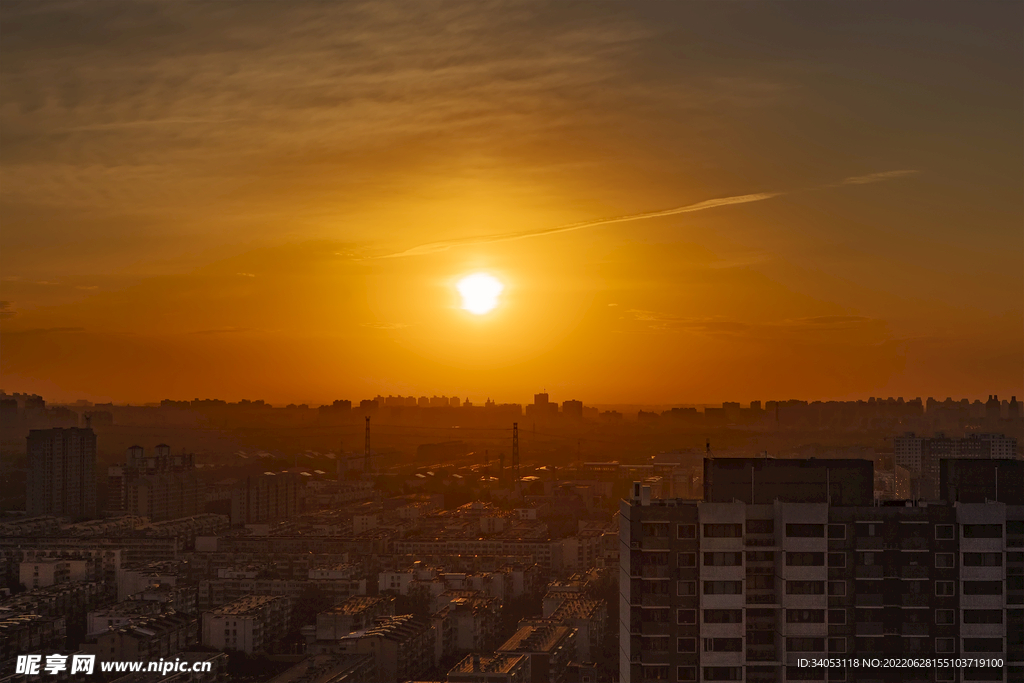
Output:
[[838, 169, 919, 186], [377, 192, 781, 259], [376, 169, 918, 259]]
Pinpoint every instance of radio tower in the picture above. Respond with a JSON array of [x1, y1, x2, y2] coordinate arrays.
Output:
[[364, 416, 371, 473], [512, 423, 520, 487]]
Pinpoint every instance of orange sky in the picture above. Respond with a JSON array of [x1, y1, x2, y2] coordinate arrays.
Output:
[[1, 2, 1021, 405]]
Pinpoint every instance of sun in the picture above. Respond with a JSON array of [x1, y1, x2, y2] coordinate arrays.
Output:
[[457, 273, 504, 315]]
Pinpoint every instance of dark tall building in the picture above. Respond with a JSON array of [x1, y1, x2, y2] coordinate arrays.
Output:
[[621, 458, 1023, 683], [703, 458, 874, 506], [26, 427, 97, 519]]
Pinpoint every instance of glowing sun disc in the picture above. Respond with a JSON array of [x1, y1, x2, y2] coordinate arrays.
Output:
[[457, 273, 503, 315]]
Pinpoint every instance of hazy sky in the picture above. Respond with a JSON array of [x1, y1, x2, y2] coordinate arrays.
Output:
[[1, 1, 1021, 405]]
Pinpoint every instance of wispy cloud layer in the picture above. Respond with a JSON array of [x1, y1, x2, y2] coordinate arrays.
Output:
[[377, 169, 919, 259]]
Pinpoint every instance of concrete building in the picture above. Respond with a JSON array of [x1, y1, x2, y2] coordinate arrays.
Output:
[[19, 559, 90, 589], [108, 445, 204, 522], [81, 612, 197, 660], [448, 653, 531, 683], [328, 615, 435, 683], [201, 595, 291, 654], [26, 427, 97, 519], [895, 432, 1018, 499], [496, 623, 576, 683], [313, 596, 395, 640]]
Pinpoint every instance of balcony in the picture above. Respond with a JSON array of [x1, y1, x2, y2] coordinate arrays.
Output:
[[746, 593, 777, 605], [745, 537, 776, 547], [854, 566, 883, 579], [854, 594, 883, 607], [640, 594, 670, 608], [747, 565, 774, 575], [900, 537, 928, 551], [747, 620, 776, 632], [902, 623, 929, 636], [746, 648, 778, 662], [901, 594, 930, 607], [641, 566, 671, 579], [855, 622, 884, 636], [855, 537, 885, 550], [901, 565, 929, 579]]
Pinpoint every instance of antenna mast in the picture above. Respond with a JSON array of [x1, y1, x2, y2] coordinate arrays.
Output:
[[364, 416, 371, 473], [512, 423, 520, 486]]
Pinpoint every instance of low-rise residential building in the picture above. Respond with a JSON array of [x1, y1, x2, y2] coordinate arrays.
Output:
[[201, 595, 291, 654], [497, 623, 577, 683], [447, 653, 530, 683]]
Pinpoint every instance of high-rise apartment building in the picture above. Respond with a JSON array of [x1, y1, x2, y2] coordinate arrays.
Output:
[[26, 427, 97, 519], [107, 444, 203, 521], [894, 433, 1018, 499], [620, 459, 1023, 683]]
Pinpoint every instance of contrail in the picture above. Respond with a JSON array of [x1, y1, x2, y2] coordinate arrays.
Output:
[[375, 169, 917, 259], [378, 192, 781, 259]]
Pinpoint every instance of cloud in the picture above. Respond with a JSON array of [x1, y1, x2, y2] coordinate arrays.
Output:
[[626, 310, 883, 335], [236, 272, 256, 278], [188, 326, 253, 335], [3, 326, 85, 336], [838, 170, 918, 186], [361, 322, 411, 330], [375, 169, 920, 259], [0, 301, 15, 319]]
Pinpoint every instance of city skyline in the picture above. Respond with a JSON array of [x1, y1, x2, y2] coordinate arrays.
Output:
[[1, 2, 1021, 405]]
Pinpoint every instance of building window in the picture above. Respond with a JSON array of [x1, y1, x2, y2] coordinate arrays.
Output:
[[827, 581, 846, 596], [677, 580, 696, 596], [678, 552, 696, 567], [827, 524, 846, 540], [787, 581, 825, 595], [641, 666, 669, 680], [703, 581, 742, 595], [935, 609, 955, 625], [704, 638, 742, 652], [787, 609, 825, 624], [826, 609, 846, 625], [963, 610, 1003, 624], [677, 524, 696, 539], [677, 637, 696, 653], [704, 609, 742, 624], [787, 638, 825, 652], [642, 523, 669, 538], [704, 552, 743, 566], [747, 519, 774, 534], [935, 524, 954, 540], [962, 524, 1002, 539], [935, 553, 954, 568], [963, 581, 1002, 596], [827, 637, 846, 653], [749, 575, 773, 590], [935, 670, 955, 682], [827, 552, 846, 568], [787, 524, 825, 538], [963, 638, 1003, 653], [703, 667, 742, 681], [677, 609, 696, 624], [935, 581, 955, 597], [747, 550, 774, 562], [963, 552, 1002, 567], [787, 552, 824, 566], [677, 667, 697, 682], [704, 524, 743, 538]]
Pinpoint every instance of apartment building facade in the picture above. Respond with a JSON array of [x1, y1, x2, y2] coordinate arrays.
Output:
[[620, 461, 1023, 683]]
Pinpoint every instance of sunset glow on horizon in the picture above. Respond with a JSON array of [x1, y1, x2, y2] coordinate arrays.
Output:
[[0, 2, 1020, 406]]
